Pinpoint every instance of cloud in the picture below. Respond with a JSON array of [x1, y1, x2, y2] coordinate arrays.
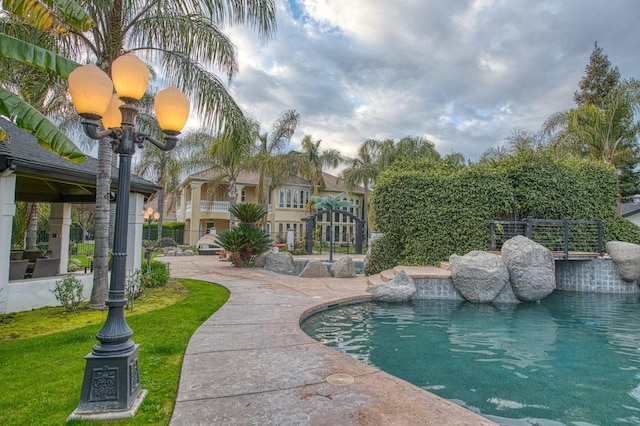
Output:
[[224, 0, 640, 161]]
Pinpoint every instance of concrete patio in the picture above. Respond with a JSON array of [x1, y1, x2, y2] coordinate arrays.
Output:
[[166, 255, 496, 425]]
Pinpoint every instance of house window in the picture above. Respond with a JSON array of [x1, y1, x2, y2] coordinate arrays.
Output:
[[293, 189, 299, 208], [300, 190, 305, 209], [334, 211, 340, 223], [325, 226, 330, 242], [241, 190, 246, 202], [334, 225, 340, 243], [286, 189, 292, 208], [279, 189, 285, 207], [342, 226, 347, 242]]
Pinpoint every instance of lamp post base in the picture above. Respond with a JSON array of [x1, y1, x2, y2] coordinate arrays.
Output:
[[70, 344, 145, 418]]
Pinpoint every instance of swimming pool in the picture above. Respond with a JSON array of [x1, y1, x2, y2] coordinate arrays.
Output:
[[301, 292, 640, 425]]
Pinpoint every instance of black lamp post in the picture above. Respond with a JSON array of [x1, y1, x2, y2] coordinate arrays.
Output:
[[143, 207, 160, 274], [67, 53, 190, 419]]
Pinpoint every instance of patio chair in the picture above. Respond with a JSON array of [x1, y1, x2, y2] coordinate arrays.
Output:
[[9, 259, 29, 280], [30, 258, 60, 278]]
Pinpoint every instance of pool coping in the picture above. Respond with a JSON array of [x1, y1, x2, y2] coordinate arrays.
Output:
[[166, 256, 497, 425]]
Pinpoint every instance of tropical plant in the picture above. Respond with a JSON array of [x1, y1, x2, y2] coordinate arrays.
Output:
[[229, 202, 268, 225], [246, 110, 299, 215], [0, 22, 87, 162], [544, 81, 640, 169], [216, 202, 271, 266], [2, 0, 277, 307], [311, 194, 354, 262], [289, 134, 344, 206], [179, 120, 256, 228]]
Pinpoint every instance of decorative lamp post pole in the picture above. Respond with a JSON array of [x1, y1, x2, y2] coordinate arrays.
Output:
[[143, 207, 160, 273], [67, 53, 190, 419]]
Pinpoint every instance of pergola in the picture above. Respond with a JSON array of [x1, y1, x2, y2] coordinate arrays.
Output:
[[0, 117, 159, 313]]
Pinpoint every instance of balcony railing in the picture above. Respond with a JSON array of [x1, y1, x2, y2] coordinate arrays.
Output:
[[200, 200, 231, 213]]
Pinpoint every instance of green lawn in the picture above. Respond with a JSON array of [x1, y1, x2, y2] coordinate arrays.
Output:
[[0, 279, 229, 425]]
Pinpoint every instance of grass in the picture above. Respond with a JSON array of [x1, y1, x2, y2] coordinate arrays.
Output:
[[0, 279, 229, 425]]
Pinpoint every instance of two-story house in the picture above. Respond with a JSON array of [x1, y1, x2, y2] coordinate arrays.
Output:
[[176, 168, 365, 247]]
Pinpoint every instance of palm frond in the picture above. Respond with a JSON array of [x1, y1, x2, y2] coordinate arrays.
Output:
[[0, 87, 86, 162]]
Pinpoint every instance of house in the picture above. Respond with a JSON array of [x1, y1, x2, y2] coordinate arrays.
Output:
[[0, 117, 159, 313], [176, 169, 365, 247]]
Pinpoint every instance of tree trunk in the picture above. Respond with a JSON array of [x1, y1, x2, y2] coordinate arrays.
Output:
[[228, 178, 237, 228], [157, 189, 164, 241], [89, 139, 112, 309], [25, 203, 38, 250]]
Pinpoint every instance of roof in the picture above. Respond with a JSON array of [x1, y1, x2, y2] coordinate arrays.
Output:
[[621, 202, 640, 218], [181, 168, 364, 194], [0, 117, 160, 203]]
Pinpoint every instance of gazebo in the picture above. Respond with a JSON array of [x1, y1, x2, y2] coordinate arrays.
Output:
[[0, 118, 159, 313]]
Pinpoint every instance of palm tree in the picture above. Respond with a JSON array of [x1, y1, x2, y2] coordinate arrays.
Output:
[[3, 0, 277, 307], [179, 120, 255, 228], [246, 110, 300, 215], [133, 142, 181, 241], [543, 81, 640, 168], [311, 194, 353, 262], [290, 135, 344, 208], [339, 141, 377, 227]]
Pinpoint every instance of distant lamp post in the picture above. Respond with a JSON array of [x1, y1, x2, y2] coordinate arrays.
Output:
[[67, 53, 189, 419], [143, 207, 160, 273]]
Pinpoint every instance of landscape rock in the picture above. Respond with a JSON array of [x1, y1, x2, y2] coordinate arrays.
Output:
[[449, 251, 509, 303], [367, 270, 416, 302], [254, 252, 270, 268], [299, 260, 330, 278], [264, 252, 295, 275], [330, 256, 355, 278], [606, 241, 640, 281], [501, 236, 555, 302]]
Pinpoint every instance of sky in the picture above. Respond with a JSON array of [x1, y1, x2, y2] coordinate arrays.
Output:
[[219, 0, 640, 162]]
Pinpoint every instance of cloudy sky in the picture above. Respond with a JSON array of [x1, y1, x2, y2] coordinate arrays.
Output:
[[223, 0, 640, 162]]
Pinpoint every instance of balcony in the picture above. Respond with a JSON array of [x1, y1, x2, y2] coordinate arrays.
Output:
[[200, 200, 231, 213]]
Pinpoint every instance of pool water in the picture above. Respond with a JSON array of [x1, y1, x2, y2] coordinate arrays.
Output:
[[301, 292, 640, 425]]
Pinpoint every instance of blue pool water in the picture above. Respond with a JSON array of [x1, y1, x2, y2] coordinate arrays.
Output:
[[301, 292, 640, 425]]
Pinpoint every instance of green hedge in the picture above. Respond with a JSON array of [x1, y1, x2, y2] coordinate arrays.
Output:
[[366, 154, 640, 275]]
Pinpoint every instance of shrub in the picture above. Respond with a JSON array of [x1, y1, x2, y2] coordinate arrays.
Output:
[[142, 261, 170, 288], [67, 257, 83, 272], [157, 237, 178, 248], [367, 153, 640, 274], [51, 275, 85, 313]]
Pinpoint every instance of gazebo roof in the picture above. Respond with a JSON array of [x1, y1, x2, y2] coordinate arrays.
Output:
[[0, 117, 159, 203]]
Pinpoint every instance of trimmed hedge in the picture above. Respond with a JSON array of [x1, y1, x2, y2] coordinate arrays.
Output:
[[366, 153, 640, 275]]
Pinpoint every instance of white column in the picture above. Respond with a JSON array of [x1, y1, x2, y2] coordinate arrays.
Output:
[[127, 193, 145, 272], [49, 203, 71, 274], [0, 173, 16, 313]]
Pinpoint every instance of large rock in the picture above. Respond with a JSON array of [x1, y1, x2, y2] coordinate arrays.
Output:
[[299, 260, 330, 278], [606, 241, 640, 281], [264, 252, 294, 275], [367, 270, 416, 302], [449, 251, 509, 303], [501, 236, 555, 302], [330, 256, 355, 278], [254, 252, 270, 268]]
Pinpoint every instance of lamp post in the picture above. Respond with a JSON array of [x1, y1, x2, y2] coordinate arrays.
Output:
[[143, 207, 160, 273], [67, 53, 189, 419]]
